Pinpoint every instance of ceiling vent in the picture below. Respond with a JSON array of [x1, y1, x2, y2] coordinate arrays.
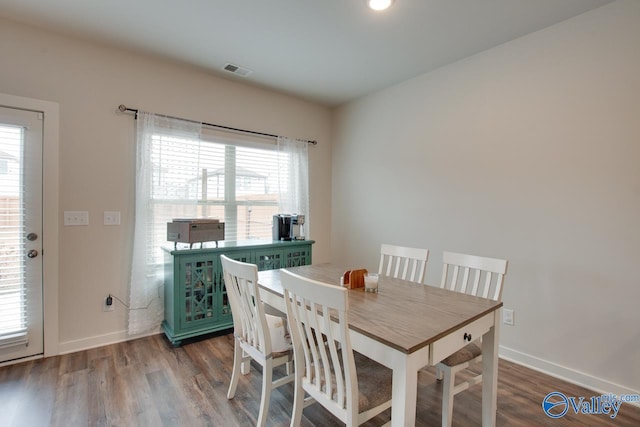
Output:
[[223, 63, 253, 77]]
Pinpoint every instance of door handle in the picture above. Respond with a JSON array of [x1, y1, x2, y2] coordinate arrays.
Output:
[[27, 250, 39, 258]]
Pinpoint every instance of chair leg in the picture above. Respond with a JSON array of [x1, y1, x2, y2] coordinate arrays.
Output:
[[227, 339, 243, 399], [257, 359, 273, 427], [290, 376, 304, 427], [241, 349, 251, 375], [441, 368, 455, 427]]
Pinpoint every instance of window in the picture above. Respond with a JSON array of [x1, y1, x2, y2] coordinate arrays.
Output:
[[129, 111, 309, 335], [149, 134, 287, 262], [0, 126, 24, 337]]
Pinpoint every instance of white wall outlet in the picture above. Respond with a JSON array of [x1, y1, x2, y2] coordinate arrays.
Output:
[[104, 211, 121, 226], [64, 211, 89, 226], [503, 308, 515, 326]]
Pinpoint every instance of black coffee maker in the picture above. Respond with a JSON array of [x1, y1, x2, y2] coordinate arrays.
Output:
[[272, 214, 293, 241]]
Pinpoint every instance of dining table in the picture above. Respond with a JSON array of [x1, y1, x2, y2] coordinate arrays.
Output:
[[258, 263, 503, 427]]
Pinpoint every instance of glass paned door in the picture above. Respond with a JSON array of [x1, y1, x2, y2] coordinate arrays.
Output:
[[0, 106, 44, 362]]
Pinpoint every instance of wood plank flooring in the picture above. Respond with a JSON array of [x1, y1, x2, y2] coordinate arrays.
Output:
[[0, 332, 638, 426]]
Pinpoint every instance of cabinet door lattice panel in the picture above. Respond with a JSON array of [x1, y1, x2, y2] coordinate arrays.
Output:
[[255, 249, 284, 271], [183, 259, 216, 323], [286, 247, 312, 267]]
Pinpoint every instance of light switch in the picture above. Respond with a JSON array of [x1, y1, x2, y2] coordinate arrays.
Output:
[[64, 211, 89, 226], [104, 211, 121, 226]]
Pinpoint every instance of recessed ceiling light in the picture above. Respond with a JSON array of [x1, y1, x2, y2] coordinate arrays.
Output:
[[367, 0, 394, 11]]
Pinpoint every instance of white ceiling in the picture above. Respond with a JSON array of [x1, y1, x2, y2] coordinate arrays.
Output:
[[0, 0, 612, 106]]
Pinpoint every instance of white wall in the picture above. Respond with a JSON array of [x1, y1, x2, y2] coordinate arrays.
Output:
[[0, 17, 332, 352], [332, 0, 639, 396]]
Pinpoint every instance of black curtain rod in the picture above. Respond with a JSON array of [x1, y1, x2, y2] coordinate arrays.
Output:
[[117, 104, 317, 145]]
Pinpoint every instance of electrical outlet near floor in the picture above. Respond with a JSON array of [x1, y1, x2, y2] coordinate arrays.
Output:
[[503, 308, 514, 326], [103, 295, 114, 312]]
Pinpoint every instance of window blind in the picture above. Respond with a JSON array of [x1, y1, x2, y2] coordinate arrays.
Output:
[[0, 124, 27, 341], [149, 133, 286, 263]]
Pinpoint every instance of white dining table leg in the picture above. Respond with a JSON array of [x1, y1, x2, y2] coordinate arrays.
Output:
[[482, 311, 500, 426], [391, 359, 417, 427], [389, 346, 429, 427]]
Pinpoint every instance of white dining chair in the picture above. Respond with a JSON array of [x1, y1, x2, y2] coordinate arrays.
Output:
[[281, 270, 393, 426], [220, 255, 294, 427], [435, 251, 508, 427], [379, 243, 429, 283]]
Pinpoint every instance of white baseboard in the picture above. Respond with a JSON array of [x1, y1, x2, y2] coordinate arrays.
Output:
[[499, 345, 639, 408], [58, 327, 161, 355]]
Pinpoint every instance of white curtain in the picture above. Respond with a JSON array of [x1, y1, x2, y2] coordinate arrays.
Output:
[[277, 137, 310, 235], [128, 112, 202, 335]]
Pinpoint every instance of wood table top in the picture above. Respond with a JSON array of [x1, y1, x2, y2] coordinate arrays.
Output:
[[258, 263, 502, 354]]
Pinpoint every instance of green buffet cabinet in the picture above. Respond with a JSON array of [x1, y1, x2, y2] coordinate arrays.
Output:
[[162, 240, 314, 346]]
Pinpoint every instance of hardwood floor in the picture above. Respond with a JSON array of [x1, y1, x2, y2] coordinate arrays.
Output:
[[1, 332, 638, 426]]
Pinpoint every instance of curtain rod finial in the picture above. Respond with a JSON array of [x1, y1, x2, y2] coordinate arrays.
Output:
[[118, 104, 127, 112]]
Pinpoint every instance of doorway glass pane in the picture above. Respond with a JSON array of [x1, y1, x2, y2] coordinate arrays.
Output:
[[0, 124, 26, 339]]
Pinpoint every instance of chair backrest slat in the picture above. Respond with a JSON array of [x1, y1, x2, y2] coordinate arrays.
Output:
[[481, 272, 492, 299], [470, 268, 481, 296], [460, 266, 470, 294], [379, 244, 429, 284], [440, 251, 508, 302]]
